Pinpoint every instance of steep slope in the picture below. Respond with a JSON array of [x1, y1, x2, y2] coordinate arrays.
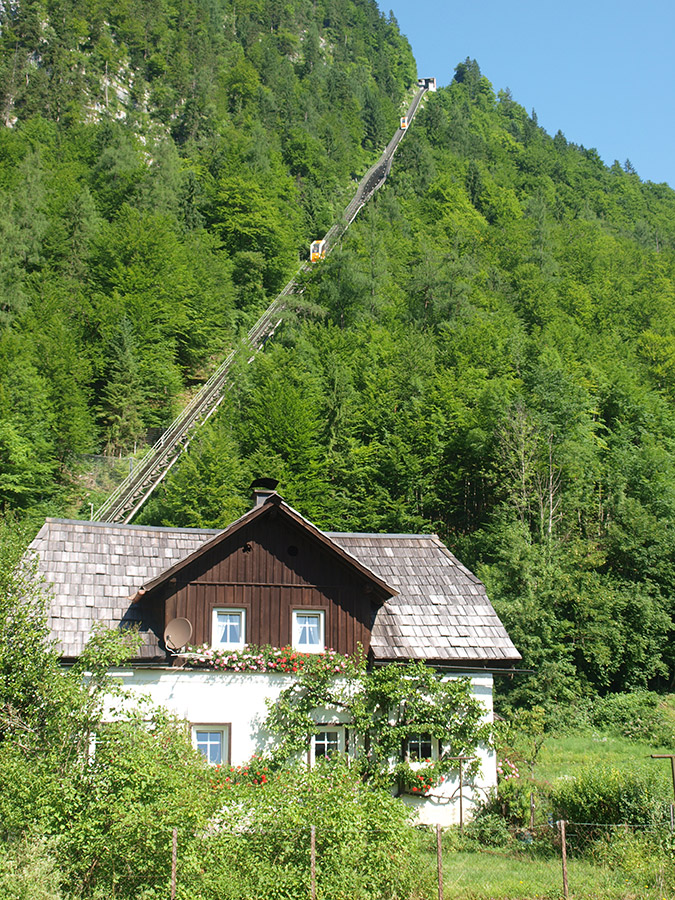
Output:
[[0, 0, 416, 512], [142, 61, 675, 705]]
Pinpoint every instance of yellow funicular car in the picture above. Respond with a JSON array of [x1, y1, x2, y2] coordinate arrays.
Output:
[[310, 239, 326, 262]]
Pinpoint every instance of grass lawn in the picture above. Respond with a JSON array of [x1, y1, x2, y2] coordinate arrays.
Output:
[[415, 842, 675, 900], [410, 707, 675, 900]]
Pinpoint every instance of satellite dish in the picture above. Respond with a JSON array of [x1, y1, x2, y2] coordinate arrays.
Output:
[[163, 617, 193, 651]]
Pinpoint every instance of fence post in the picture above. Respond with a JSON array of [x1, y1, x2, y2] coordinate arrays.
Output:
[[310, 824, 316, 900], [559, 820, 569, 900], [529, 792, 535, 829], [436, 823, 443, 900], [670, 803, 674, 832], [447, 756, 474, 833], [170, 827, 178, 900]]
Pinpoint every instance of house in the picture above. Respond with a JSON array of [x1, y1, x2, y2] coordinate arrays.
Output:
[[29, 481, 520, 826]]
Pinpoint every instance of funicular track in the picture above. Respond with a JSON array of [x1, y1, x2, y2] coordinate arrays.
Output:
[[94, 83, 430, 524]]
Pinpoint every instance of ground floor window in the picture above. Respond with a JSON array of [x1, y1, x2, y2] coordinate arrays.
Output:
[[406, 732, 434, 761], [193, 724, 231, 765], [310, 726, 345, 764]]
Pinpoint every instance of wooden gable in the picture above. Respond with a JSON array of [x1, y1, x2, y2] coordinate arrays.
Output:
[[140, 499, 395, 657]]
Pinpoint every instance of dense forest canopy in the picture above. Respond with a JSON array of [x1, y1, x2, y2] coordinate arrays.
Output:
[[2, 0, 675, 707]]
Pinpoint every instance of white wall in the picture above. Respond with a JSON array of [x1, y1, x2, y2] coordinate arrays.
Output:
[[107, 668, 297, 762], [401, 673, 496, 828], [106, 667, 495, 827]]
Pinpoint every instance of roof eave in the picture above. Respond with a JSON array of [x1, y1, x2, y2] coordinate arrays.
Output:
[[371, 656, 523, 672]]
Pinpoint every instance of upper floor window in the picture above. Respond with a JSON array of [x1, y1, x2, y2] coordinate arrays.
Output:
[[406, 733, 434, 761], [212, 608, 246, 649], [292, 610, 325, 652]]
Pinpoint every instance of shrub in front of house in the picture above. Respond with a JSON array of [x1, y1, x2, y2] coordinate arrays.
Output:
[[185, 756, 427, 900], [462, 812, 513, 848]]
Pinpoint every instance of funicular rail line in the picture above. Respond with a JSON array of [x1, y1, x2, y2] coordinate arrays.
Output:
[[94, 84, 429, 523]]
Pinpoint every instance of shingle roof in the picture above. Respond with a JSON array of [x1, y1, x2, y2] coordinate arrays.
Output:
[[328, 533, 519, 664], [29, 512, 520, 665], [29, 518, 217, 659]]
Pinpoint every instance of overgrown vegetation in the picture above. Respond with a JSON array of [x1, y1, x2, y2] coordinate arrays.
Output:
[[489, 692, 675, 827], [264, 655, 490, 792], [190, 759, 424, 900], [453, 703, 675, 898], [2, 513, 675, 897], [0, 533, 426, 899]]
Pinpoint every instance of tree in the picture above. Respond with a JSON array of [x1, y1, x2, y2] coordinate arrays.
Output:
[[212, 174, 298, 292], [0, 332, 57, 508], [139, 419, 250, 528], [0, 516, 215, 897], [314, 246, 370, 328], [98, 318, 146, 455], [0, 514, 63, 748]]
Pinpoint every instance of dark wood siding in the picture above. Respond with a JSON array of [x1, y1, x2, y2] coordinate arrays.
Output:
[[161, 516, 378, 654]]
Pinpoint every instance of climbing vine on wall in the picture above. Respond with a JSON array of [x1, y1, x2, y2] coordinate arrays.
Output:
[[264, 658, 492, 793]]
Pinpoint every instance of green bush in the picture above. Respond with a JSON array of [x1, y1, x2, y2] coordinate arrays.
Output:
[[550, 765, 669, 827], [589, 692, 674, 745], [478, 778, 548, 828], [0, 834, 61, 900], [463, 813, 512, 848], [182, 757, 426, 900]]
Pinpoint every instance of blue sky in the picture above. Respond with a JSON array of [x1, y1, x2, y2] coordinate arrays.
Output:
[[389, 0, 674, 187]]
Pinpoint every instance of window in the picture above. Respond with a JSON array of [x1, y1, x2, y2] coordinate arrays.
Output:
[[406, 733, 434, 761], [314, 729, 340, 758], [292, 610, 325, 652], [193, 725, 230, 765], [212, 608, 245, 649], [310, 727, 345, 764]]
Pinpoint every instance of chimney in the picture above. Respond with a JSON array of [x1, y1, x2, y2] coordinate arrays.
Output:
[[250, 478, 279, 508]]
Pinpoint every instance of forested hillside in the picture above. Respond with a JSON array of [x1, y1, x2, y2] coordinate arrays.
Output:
[[0, 0, 415, 506], [2, 0, 675, 707]]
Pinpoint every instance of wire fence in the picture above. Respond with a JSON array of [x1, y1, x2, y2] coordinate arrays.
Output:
[[4, 810, 674, 899], [18, 816, 668, 900], [424, 819, 675, 900], [70, 452, 138, 500]]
